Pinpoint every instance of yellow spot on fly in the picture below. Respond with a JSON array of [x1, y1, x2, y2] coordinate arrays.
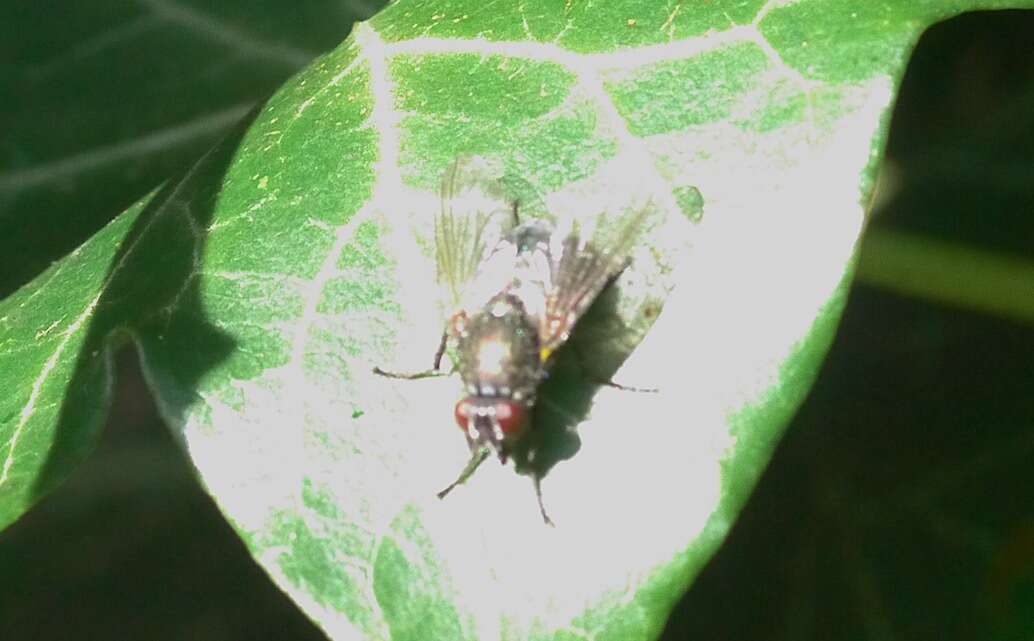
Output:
[[540, 347, 553, 362]]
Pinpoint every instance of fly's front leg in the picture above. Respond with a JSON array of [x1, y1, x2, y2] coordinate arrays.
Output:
[[533, 475, 554, 526], [372, 330, 451, 380], [437, 447, 490, 499]]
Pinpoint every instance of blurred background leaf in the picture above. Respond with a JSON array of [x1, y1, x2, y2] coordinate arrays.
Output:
[[1, 3, 1032, 641], [0, 0, 380, 297]]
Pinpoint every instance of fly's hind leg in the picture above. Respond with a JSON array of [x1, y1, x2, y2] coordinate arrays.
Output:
[[373, 331, 451, 380], [570, 341, 659, 393], [593, 377, 659, 394]]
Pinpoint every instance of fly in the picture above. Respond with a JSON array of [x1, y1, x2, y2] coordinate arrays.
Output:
[[375, 155, 662, 524]]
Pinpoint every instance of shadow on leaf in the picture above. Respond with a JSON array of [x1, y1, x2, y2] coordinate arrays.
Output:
[[30, 107, 265, 500], [513, 282, 652, 484]]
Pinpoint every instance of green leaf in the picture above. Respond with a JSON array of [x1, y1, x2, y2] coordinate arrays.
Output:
[[3, 1, 1032, 639]]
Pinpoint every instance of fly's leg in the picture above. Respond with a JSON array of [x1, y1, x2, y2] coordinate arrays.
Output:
[[569, 258, 657, 391], [594, 378, 659, 393], [372, 331, 450, 380], [570, 341, 659, 393], [524, 432, 556, 526], [372, 367, 448, 380], [432, 330, 448, 370], [437, 447, 491, 499], [533, 475, 554, 526]]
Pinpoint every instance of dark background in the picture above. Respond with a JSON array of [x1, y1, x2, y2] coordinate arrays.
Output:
[[2, 5, 1032, 640]]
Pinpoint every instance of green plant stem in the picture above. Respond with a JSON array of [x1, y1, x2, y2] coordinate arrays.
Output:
[[856, 227, 1034, 324]]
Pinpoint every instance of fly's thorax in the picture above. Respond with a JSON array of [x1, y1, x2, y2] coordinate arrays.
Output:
[[453, 293, 543, 401]]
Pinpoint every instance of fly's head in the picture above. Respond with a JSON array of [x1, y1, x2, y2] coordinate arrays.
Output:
[[451, 293, 543, 461], [453, 397, 530, 463]]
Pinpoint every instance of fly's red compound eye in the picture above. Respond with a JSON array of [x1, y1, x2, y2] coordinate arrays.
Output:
[[454, 400, 473, 431], [493, 400, 526, 436]]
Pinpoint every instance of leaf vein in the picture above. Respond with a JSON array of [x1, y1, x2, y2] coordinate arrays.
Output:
[[1, 148, 213, 487]]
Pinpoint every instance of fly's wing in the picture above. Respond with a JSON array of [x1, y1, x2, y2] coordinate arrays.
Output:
[[539, 200, 663, 359], [435, 155, 518, 312]]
